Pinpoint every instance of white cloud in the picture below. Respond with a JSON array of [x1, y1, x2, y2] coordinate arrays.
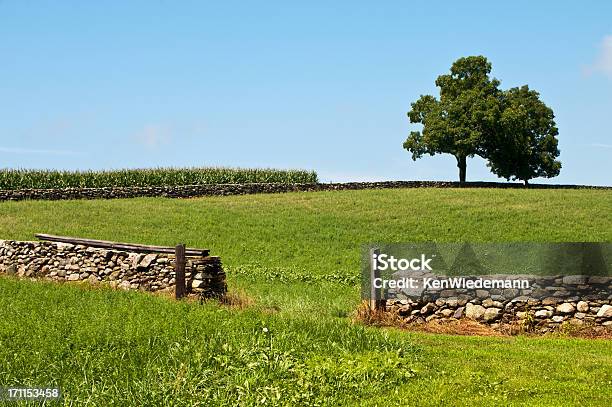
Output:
[[591, 143, 612, 149], [0, 147, 82, 155], [587, 35, 612, 77], [134, 125, 171, 148]]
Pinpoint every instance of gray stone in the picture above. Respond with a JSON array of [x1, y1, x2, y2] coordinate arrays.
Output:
[[562, 275, 588, 285], [475, 290, 489, 299], [535, 310, 553, 318], [465, 303, 486, 320], [68, 273, 80, 281], [552, 316, 565, 323], [596, 304, 612, 318], [588, 276, 610, 285], [440, 309, 454, 318], [503, 288, 519, 298], [527, 298, 541, 306], [191, 279, 204, 289], [139, 253, 157, 268], [445, 297, 459, 308], [130, 254, 143, 268], [453, 307, 465, 319], [420, 303, 436, 315], [483, 308, 501, 322], [576, 301, 589, 312], [556, 303, 575, 314], [542, 297, 560, 306], [531, 289, 550, 298], [547, 286, 565, 291], [482, 298, 503, 308]]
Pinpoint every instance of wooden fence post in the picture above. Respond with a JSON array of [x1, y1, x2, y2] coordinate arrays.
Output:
[[175, 243, 186, 299], [369, 247, 385, 310]]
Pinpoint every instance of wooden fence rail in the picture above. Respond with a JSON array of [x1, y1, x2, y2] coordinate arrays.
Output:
[[35, 233, 209, 257]]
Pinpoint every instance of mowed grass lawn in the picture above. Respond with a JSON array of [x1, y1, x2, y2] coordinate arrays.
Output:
[[1, 188, 611, 405]]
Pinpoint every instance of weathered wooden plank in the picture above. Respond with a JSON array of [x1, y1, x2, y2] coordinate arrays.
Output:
[[175, 243, 186, 299], [35, 233, 209, 256]]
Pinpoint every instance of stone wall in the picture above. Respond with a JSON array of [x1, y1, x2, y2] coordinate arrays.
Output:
[[1, 181, 610, 201], [0, 240, 226, 298], [383, 274, 612, 332]]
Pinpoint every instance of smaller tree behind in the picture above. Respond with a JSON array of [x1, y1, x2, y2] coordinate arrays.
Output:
[[486, 86, 561, 185]]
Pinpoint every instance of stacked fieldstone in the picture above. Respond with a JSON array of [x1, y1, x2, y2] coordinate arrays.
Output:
[[0, 240, 226, 298], [1, 181, 610, 201], [384, 274, 612, 332]]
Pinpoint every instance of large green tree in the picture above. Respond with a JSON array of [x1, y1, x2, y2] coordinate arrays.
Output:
[[403, 56, 502, 183], [404, 56, 561, 185], [486, 86, 561, 185]]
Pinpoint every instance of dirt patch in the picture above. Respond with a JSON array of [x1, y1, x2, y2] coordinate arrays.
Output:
[[218, 288, 256, 310]]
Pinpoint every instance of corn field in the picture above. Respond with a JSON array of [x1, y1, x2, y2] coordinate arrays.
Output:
[[0, 167, 318, 190]]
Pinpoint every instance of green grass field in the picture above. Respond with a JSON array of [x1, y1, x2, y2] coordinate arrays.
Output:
[[1, 188, 612, 405]]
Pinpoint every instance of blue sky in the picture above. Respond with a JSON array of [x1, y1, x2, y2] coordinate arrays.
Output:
[[1, 1, 611, 185]]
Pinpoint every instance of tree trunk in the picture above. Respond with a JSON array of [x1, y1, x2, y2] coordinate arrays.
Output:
[[456, 155, 467, 184], [524, 179, 529, 186]]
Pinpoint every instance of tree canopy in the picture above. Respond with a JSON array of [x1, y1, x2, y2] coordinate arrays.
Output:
[[403, 56, 561, 184], [486, 86, 561, 184]]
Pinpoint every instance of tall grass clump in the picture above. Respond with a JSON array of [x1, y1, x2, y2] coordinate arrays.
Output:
[[0, 167, 318, 190]]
